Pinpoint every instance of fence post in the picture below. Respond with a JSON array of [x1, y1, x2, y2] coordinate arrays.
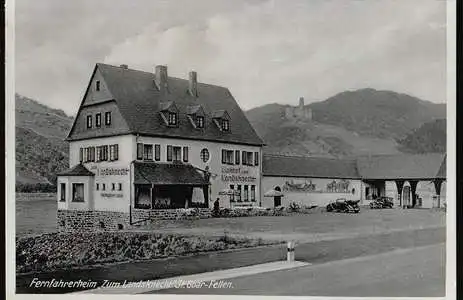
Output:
[[287, 241, 295, 262]]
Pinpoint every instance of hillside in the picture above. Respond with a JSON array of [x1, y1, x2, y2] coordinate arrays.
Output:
[[397, 119, 446, 154], [15, 94, 73, 185], [246, 89, 446, 157]]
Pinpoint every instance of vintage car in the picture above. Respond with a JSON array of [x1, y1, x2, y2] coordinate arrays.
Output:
[[326, 198, 360, 213], [369, 196, 394, 209]]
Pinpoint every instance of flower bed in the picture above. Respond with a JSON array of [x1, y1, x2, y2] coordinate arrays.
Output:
[[16, 231, 278, 274], [216, 205, 319, 218]]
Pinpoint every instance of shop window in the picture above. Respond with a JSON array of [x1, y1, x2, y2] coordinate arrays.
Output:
[[87, 115, 93, 129], [183, 147, 189, 162], [59, 183, 66, 202], [144, 144, 153, 160], [155, 144, 161, 161], [105, 112, 112, 125], [135, 185, 151, 209], [72, 183, 85, 202], [251, 185, 256, 202], [244, 185, 249, 202], [200, 148, 210, 163], [95, 113, 101, 127]]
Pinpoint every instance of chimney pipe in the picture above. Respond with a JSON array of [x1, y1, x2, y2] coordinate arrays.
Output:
[[189, 71, 198, 97], [155, 65, 168, 91]]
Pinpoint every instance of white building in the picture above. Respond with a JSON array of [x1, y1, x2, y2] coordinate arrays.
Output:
[[57, 63, 264, 230]]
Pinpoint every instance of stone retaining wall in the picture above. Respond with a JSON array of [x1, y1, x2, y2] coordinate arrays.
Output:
[[57, 208, 213, 231]]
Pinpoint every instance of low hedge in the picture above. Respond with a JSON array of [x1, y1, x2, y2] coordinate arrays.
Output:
[[16, 232, 277, 274], [215, 206, 319, 218]]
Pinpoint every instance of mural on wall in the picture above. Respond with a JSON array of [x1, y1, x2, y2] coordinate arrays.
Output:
[[281, 179, 352, 193], [326, 180, 351, 193], [282, 180, 317, 192]]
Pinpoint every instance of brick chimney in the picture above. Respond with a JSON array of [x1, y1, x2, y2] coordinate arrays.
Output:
[[155, 65, 168, 91], [189, 71, 198, 97]]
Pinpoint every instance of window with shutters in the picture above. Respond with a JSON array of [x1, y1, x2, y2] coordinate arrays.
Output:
[[112, 183, 116, 191], [155, 144, 161, 161], [183, 147, 189, 162], [167, 145, 173, 161], [101, 146, 108, 161], [109, 144, 119, 161], [246, 152, 253, 166], [96, 146, 101, 162], [173, 146, 181, 161], [137, 143, 143, 160], [251, 185, 256, 202], [102, 183, 106, 191], [222, 149, 234, 165], [235, 150, 240, 165], [118, 183, 122, 191], [79, 148, 84, 162], [143, 144, 153, 160], [254, 152, 259, 166]]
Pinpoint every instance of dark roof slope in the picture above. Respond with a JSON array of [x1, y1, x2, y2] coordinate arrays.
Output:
[[263, 154, 361, 179], [134, 162, 209, 185], [356, 153, 445, 180], [57, 163, 95, 176], [69, 63, 263, 145]]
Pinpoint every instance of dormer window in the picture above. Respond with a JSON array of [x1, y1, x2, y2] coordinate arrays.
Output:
[[168, 112, 177, 126], [222, 119, 230, 131], [196, 116, 204, 128], [160, 101, 179, 127], [212, 110, 231, 132]]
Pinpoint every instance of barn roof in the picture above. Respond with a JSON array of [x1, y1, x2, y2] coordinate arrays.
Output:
[[263, 154, 361, 179], [68, 63, 263, 146], [356, 153, 446, 180]]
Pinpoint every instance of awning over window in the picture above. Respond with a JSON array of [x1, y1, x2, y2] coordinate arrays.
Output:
[[134, 162, 209, 185], [57, 163, 95, 176]]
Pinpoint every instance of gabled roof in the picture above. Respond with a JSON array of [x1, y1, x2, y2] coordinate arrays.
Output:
[[68, 63, 263, 146], [133, 162, 208, 185], [159, 101, 178, 112], [356, 153, 446, 180], [186, 104, 204, 115], [263, 154, 361, 179], [57, 163, 95, 176]]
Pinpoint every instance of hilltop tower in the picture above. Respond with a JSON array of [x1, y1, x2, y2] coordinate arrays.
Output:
[[285, 97, 313, 121]]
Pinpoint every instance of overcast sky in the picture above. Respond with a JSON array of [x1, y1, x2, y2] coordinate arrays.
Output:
[[15, 0, 446, 115]]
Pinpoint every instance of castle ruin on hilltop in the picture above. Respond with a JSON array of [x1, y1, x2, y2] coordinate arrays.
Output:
[[285, 97, 313, 121]]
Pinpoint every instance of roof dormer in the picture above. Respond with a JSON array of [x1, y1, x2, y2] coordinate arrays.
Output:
[[186, 105, 206, 129], [159, 101, 179, 127], [212, 110, 231, 132]]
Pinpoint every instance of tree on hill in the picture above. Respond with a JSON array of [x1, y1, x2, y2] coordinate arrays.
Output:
[[397, 119, 446, 153]]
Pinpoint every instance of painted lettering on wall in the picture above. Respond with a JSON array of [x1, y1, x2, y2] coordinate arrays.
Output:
[[221, 167, 256, 182], [283, 180, 317, 192], [98, 168, 130, 176], [101, 193, 123, 198]]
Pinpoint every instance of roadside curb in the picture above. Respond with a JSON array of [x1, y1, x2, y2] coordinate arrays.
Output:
[[74, 260, 310, 294]]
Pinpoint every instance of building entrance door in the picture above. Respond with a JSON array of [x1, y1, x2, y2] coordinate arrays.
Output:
[[274, 186, 282, 207]]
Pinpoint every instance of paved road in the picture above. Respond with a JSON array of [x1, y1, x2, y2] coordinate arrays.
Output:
[[155, 243, 446, 297]]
